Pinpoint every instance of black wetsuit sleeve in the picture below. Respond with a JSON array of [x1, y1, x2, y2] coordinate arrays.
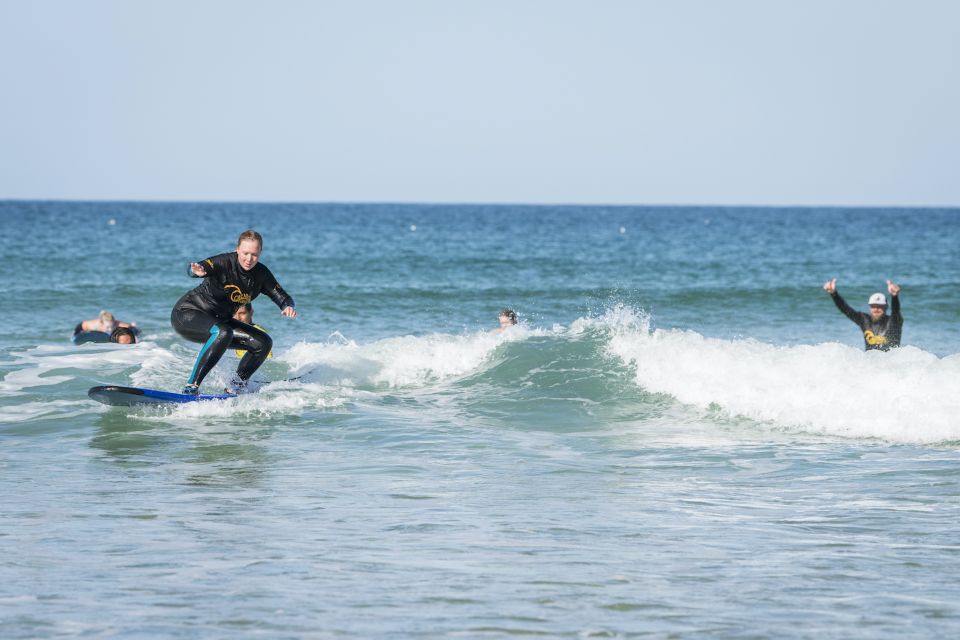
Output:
[[260, 267, 294, 310], [831, 292, 863, 326], [891, 294, 902, 321], [187, 256, 219, 278]]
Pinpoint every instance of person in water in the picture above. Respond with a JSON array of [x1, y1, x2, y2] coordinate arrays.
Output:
[[109, 326, 138, 344], [75, 310, 135, 336], [823, 278, 902, 351], [232, 303, 272, 359], [233, 303, 254, 325], [171, 229, 296, 395], [498, 308, 518, 332]]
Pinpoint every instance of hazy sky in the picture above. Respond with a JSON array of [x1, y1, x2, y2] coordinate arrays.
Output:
[[1, 0, 958, 206]]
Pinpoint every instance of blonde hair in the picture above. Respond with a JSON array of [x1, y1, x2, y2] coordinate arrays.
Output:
[[237, 229, 263, 249]]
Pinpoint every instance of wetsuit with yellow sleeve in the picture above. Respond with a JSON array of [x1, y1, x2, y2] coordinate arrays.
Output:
[[170, 252, 294, 391], [235, 324, 272, 359], [830, 291, 902, 351]]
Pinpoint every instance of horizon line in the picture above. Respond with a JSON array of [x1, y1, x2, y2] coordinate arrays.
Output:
[[2, 197, 958, 211]]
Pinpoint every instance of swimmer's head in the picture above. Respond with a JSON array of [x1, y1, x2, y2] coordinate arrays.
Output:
[[499, 308, 518, 329], [99, 310, 116, 332], [110, 327, 136, 344], [234, 303, 253, 323]]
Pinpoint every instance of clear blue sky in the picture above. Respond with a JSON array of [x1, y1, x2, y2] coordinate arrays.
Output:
[[1, 0, 958, 206]]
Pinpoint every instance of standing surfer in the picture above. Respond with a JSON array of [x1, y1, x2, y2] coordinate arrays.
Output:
[[171, 230, 297, 395]]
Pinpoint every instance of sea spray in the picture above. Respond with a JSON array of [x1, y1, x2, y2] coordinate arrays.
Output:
[[599, 306, 960, 443], [5, 203, 960, 638], [282, 326, 539, 389]]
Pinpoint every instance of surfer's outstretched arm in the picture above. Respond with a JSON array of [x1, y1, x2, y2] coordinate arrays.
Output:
[[889, 281, 902, 322], [830, 291, 862, 325], [824, 279, 860, 324], [261, 270, 297, 318]]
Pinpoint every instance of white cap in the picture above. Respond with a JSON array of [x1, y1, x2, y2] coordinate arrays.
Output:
[[868, 292, 887, 306]]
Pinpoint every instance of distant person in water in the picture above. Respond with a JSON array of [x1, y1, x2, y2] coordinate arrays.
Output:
[[109, 326, 138, 344], [498, 308, 518, 332], [233, 303, 254, 325], [823, 278, 902, 351], [75, 310, 135, 336], [232, 303, 272, 359], [171, 229, 296, 396]]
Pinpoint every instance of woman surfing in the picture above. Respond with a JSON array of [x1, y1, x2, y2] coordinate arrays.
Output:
[[171, 229, 297, 395]]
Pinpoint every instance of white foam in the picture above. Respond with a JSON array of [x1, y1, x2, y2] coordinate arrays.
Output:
[[151, 382, 350, 422], [0, 399, 91, 423], [1, 343, 175, 395], [595, 306, 960, 444], [281, 326, 537, 389]]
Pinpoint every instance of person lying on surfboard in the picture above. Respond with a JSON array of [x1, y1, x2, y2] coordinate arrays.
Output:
[[171, 229, 297, 396], [75, 310, 136, 336]]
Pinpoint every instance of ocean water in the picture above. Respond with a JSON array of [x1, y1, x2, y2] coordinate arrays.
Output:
[[2, 201, 960, 638]]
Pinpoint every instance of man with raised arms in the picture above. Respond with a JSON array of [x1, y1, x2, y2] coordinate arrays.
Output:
[[823, 278, 902, 351]]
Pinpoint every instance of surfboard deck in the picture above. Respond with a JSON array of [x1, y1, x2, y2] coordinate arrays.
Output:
[[88, 385, 235, 407]]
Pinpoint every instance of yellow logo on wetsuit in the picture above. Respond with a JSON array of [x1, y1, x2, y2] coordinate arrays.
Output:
[[864, 330, 888, 346], [224, 284, 252, 304]]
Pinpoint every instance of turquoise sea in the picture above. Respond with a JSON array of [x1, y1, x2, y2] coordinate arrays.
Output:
[[2, 201, 960, 638]]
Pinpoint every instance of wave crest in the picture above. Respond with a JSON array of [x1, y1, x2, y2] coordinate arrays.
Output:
[[281, 326, 539, 389], [600, 306, 960, 443]]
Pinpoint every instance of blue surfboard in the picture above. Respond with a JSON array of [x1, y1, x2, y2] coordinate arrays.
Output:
[[74, 331, 112, 345], [88, 385, 234, 407]]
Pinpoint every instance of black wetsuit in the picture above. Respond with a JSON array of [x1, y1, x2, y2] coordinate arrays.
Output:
[[830, 292, 902, 351], [171, 252, 294, 388]]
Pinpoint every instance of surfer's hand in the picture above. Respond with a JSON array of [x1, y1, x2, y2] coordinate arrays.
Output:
[[823, 278, 837, 294], [190, 262, 207, 277], [281, 306, 297, 318], [887, 280, 900, 296]]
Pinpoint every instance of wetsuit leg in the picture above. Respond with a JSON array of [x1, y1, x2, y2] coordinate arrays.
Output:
[[171, 306, 273, 386], [171, 304, 233, 387], [228, 321, 273, 381]]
